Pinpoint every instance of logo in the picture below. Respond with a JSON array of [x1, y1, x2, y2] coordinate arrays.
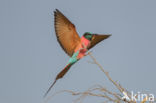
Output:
[[122, 91, 154, 102]]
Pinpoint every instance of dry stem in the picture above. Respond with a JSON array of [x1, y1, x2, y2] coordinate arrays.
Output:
[[44, 52, 155, 103]]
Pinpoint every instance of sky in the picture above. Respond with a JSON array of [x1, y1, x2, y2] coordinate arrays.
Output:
[[0, 0, 156, 103]]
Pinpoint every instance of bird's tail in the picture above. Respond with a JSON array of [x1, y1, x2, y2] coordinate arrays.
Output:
[[44, 63, 72, 97]]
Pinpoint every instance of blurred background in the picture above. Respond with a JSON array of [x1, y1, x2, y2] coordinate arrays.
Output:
[[0, 0, 156, 103]]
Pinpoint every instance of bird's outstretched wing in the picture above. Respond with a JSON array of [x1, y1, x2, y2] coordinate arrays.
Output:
[[88, 34, 111, 50], [54, 9, 81, 57]]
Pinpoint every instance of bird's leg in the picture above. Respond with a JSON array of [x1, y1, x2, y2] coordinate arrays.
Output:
[[77, 43, 89, 59], [82, 42, 87, 49], [81, 42, 89, 56], [78, 43, 87, 53]]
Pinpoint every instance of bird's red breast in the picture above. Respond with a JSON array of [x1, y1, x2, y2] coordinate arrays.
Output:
[[74, 36, 90, 59]]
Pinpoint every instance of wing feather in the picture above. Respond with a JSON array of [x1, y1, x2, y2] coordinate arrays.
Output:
[[88, 34, 111, 50], [54, 9, 81, 57]]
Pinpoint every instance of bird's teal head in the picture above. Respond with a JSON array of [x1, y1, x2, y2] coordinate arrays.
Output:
[[83, 32, 93, 41]]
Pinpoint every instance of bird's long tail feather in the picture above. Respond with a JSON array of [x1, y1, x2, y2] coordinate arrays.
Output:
[[44, 63, 72, 97], [44, 79, 57, 97]]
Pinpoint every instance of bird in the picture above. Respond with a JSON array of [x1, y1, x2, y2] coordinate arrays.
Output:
[[44, 9, 111, 97]]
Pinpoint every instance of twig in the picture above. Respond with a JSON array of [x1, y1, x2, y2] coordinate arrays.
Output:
[[43, 52, 155, 103], [87, 52, 124, 93]]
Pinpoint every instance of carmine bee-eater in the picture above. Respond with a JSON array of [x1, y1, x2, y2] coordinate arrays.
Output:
[[44, 9, 111, 97]]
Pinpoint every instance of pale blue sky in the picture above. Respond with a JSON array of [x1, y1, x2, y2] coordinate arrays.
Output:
[[0, 0, 156, 103]]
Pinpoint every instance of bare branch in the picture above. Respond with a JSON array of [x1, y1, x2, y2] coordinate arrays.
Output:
[[44, 52, 155, 103]]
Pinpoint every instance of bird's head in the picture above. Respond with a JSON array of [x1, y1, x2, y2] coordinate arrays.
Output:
[[83, 32, 93, 41]]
